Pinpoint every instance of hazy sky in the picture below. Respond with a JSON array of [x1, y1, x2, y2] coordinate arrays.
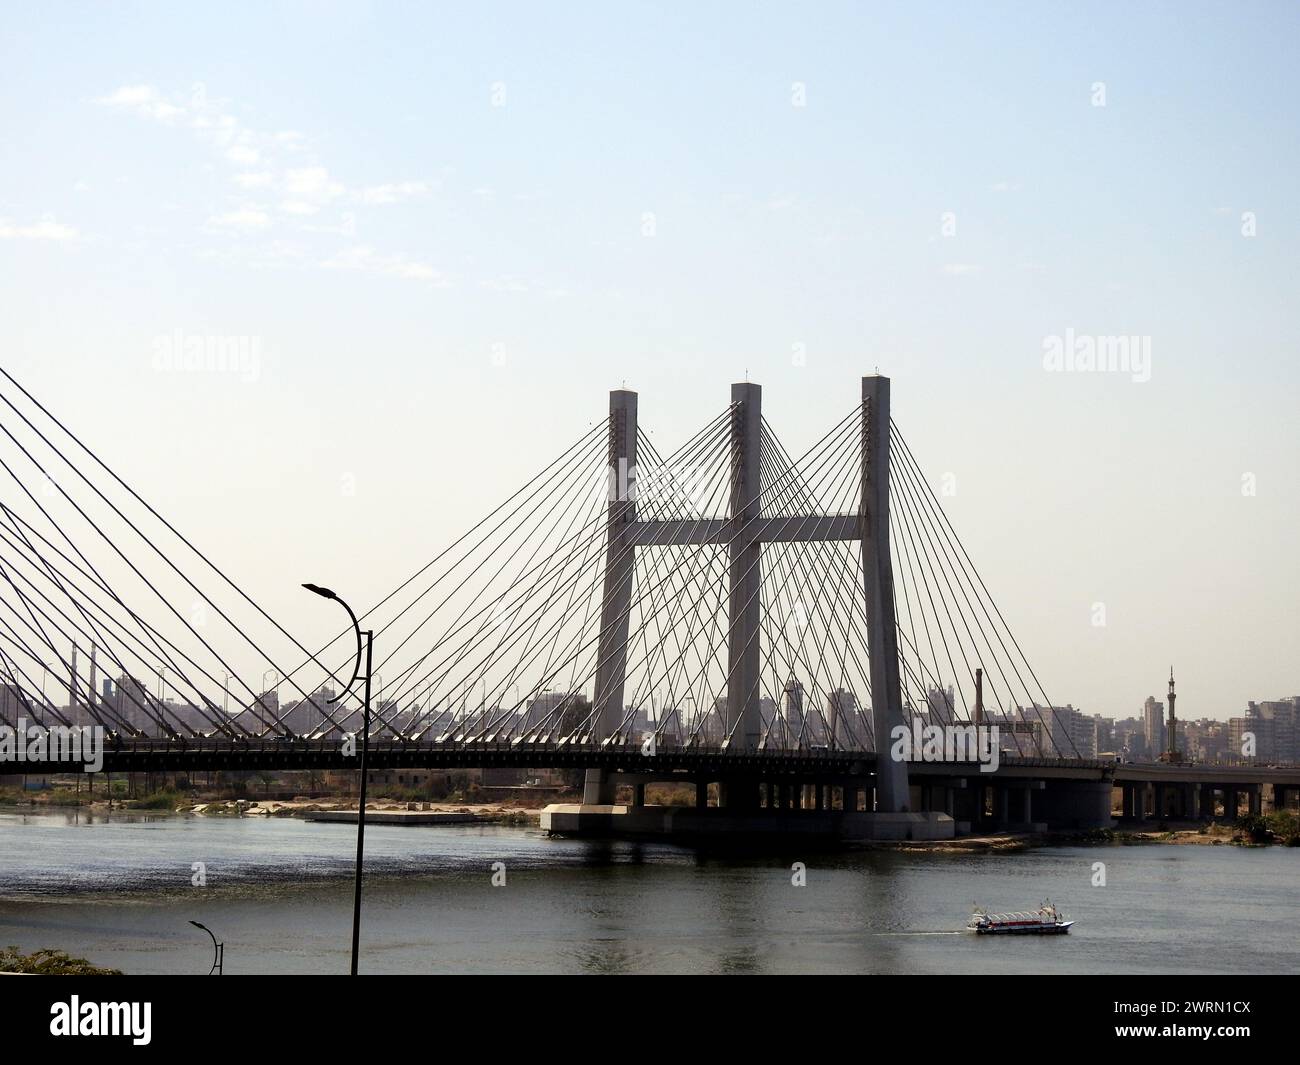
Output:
[[1, 1, 1296, 721]]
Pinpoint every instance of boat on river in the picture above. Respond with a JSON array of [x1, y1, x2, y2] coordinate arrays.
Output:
[[966, 901, 1073, 935]]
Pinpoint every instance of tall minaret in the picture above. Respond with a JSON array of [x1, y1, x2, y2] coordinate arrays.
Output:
[[1166, 667, 1178, 760]]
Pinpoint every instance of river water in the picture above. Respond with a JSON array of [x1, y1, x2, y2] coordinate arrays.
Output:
[[0, 808, 1296, 975]]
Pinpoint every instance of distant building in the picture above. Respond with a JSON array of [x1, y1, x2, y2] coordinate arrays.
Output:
[[1249, 699, 1298, 764], [925, 684, 958, 727], [1017, 703, 1093, 758], [782, 677, 805, 746], [1090, 714, 1114, 755], [1143, 696, 1165, 758], [825, 688, 860, 749], [1182, 718, 1229, 763]]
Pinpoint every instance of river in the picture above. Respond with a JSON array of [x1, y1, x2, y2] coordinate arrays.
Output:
[[1, 808, 1296, 975]]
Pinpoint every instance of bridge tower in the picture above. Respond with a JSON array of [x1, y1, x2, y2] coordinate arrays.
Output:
[[583, 388, 638, 805], [726, 382, 764, 750], [581, 375, 911, 813], [860, 375, 909, 812]]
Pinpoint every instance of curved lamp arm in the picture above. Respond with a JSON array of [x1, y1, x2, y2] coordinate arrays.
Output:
[[301, 584, 363, 704], [189, 920, 220, 976]]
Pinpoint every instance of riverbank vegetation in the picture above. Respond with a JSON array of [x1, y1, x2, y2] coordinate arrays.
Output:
[[1069, 813, 1300, 847], [0, 946, 121, 975]]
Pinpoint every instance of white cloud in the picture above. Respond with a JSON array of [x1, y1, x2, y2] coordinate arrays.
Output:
[[359, 181, 430, 205], [208, 207, 272, 231], [480, 276, 530, 292], [95, 84, 185, 122], [94, 83, 441, 271], [991, 180, 1022, 193], [0, 217, 80, 241], [321, 245, 447, 284], [942, 263, 981, 275], [285, 167, 343, 198]]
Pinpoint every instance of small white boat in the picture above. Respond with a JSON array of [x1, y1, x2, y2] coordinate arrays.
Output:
[[966, 900, 1073, 935]]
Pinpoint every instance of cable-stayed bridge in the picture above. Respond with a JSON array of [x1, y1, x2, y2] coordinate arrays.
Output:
[[6, 368, 1285, 838]]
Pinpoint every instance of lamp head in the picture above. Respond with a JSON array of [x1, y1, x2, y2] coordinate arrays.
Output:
[[302, 583, 337, 600]]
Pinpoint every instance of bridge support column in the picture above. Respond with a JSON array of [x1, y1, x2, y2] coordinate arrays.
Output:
[[725, 382, 763, 749], [1199, 784, 1215, 819], [1223, 787, 1237, 819], [861, 375, 909, 812], [997, 786, 1009, 828], [1248, 785, 1261, 816], [585, 388, 639, 806]]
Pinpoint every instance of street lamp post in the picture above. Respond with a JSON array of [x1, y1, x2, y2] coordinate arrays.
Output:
[[189, 920, 223, 975], [302, 582, 372, 977]]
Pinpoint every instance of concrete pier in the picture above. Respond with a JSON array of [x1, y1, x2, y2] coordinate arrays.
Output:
[[541, 804, 954, 841]]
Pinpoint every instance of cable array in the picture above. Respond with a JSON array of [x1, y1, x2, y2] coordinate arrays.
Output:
[[0, 367, 1079, 759]]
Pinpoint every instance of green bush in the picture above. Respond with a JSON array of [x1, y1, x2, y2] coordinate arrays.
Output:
[[1235, 813, 1271, 844], [129, 788, 188, 810], [0, 946, 121, 976]]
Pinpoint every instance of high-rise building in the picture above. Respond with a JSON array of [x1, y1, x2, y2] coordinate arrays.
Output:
[[1091, 714, 1115, 755], [1143, 696, 1165, 757], [1250, 699, 1298, 763], [825, 688, 859, 750], [782, 676, 805, 745], [925, 684, 957, 727], [1021, 703, 1095, 758]]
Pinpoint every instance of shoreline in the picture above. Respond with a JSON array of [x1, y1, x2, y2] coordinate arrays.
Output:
[[4, 798, 1296, 849]]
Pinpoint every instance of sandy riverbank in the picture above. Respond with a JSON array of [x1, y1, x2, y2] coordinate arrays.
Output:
[[185, 797, 545, 823]]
